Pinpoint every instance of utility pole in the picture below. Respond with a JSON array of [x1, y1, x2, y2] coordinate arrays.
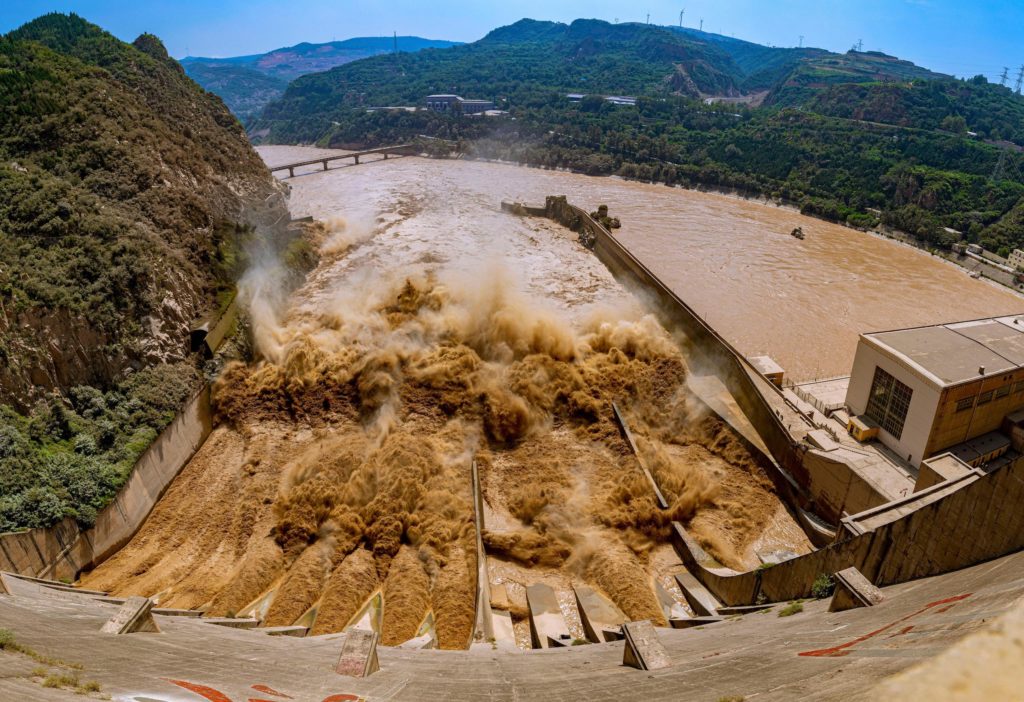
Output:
[[1016, 65, 1024, 94], [1000, 67, 1009, 86], [679, 9, 685, 27]]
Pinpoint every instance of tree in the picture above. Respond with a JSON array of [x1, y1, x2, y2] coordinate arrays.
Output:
[[940, 114, 968, 134]]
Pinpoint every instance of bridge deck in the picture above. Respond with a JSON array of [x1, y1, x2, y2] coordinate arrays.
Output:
[[269, 144, 414, 174]]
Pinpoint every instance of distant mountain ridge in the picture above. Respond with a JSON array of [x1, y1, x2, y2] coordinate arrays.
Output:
[[255, 17, 965, 141], [181, 35, 461, 119]]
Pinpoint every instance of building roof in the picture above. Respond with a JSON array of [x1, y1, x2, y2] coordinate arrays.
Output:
[[749, 355, 784, 375], [864, 315, 1024, 387], [425, 94, 460, 99]]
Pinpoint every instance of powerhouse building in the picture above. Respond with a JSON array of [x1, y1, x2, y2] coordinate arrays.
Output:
[[845, 315, 1024, 467]]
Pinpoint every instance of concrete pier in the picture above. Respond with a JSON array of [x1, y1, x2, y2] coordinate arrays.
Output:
[[526, 584, 572, 648]]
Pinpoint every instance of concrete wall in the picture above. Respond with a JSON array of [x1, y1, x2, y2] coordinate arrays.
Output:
[[672, 454, 1024, 606], [801, 449, 891, 519], [846, 340, 940, 466], [0, 386, 213, 581], [538, 196, 814, 513], [926, 371, 1024, 457]]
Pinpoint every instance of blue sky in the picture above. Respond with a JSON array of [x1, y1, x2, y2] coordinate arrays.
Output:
[[1, 0, 1020, 82]]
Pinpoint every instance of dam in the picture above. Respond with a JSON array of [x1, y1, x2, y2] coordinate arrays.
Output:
[[2, 147, 1023, 700]]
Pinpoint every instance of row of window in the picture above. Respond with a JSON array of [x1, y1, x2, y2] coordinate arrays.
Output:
[[954, 380, 1024, 413], [865, 367, 913, 440]]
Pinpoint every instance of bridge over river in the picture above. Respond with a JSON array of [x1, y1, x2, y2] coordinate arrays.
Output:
[[268, 144, 416, 177]]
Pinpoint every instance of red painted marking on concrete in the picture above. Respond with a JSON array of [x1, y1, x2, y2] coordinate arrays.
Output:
[[248, 698, 276, 702], [251, 685, 293, 699], [798, 593, 971, 658], [885, 625, 914, 638], [165, 679, 233, 702], [321, 695, 362, 702]]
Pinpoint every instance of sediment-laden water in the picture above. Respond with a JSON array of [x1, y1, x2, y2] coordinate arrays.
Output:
[[80, 147, 812, 649], [260, 147, 1023, 380]]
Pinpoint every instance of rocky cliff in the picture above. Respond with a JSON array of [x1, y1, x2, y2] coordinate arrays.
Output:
[[0, 14, 289, 530], [0, 14, 288, 408]]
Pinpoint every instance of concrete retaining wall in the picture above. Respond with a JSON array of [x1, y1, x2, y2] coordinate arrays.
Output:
[[673, 455, 1024, 606], [525, 196, 1024, 605], [535, 196, 813, 516], [0, 385, 213, 581]]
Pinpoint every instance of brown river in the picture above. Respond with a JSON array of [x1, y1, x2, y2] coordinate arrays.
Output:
[[259, 146, 1023, 380]]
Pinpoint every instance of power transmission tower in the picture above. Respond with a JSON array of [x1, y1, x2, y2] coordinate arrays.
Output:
[[856, 39, 863, 52], [679, 9, 685, 27], [1000, 67, 1009, 86], [393, 31, 397, 54], [699, 18, 703, 31], [992, 149, 1007, 182], [1016, 65, 1024, 94], [799, 35, 804, 48], [646, 13, 650, 25]]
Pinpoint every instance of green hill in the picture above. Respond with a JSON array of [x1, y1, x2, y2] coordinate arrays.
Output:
[[253, 18, 751, 142], [665, 27, 828, 92], [181, 35, 461, 120], [254, 17, 1024, 257], [765, 50, 948, 106], [0, 13, 287, 530]]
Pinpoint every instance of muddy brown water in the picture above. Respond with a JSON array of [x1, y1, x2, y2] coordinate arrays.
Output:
[[260, 146, 1023, 380], [80, 146, 825, 649]]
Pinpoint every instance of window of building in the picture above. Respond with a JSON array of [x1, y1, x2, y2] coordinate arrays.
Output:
[[978, 390, 994, 405], [955, 396, 975, 413], [865, 366, 913, 440], [996, 384, 1011, 399]]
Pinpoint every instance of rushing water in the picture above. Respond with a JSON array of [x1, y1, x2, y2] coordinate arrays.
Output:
[[258, 146, 1024, 380]]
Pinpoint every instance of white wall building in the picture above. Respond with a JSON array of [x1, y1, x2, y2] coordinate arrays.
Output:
[[846, 315, 1024, 467]]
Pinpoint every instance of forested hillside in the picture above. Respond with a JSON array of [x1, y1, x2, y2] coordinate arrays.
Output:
[[255, 17, 1024, 254], [181, 35, 461, 119], [255, 18, 749, 140], [0, 14, 287, 530]]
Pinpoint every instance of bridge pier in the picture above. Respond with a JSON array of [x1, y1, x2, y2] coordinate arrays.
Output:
[[383, 152, 389, 160], [322, 160, 329, 171], [354, 155, 360, 165], [288, 167, 294, 178]]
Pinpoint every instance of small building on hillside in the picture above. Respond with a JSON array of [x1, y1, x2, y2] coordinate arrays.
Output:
[[424, 94, 494, 114], [1009, 249, 1024, 271], [845, 315, 1024, 467]]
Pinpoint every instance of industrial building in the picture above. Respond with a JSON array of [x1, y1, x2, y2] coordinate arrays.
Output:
[[845, 315, 1024, 468], [424, 94, 495, 114]]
